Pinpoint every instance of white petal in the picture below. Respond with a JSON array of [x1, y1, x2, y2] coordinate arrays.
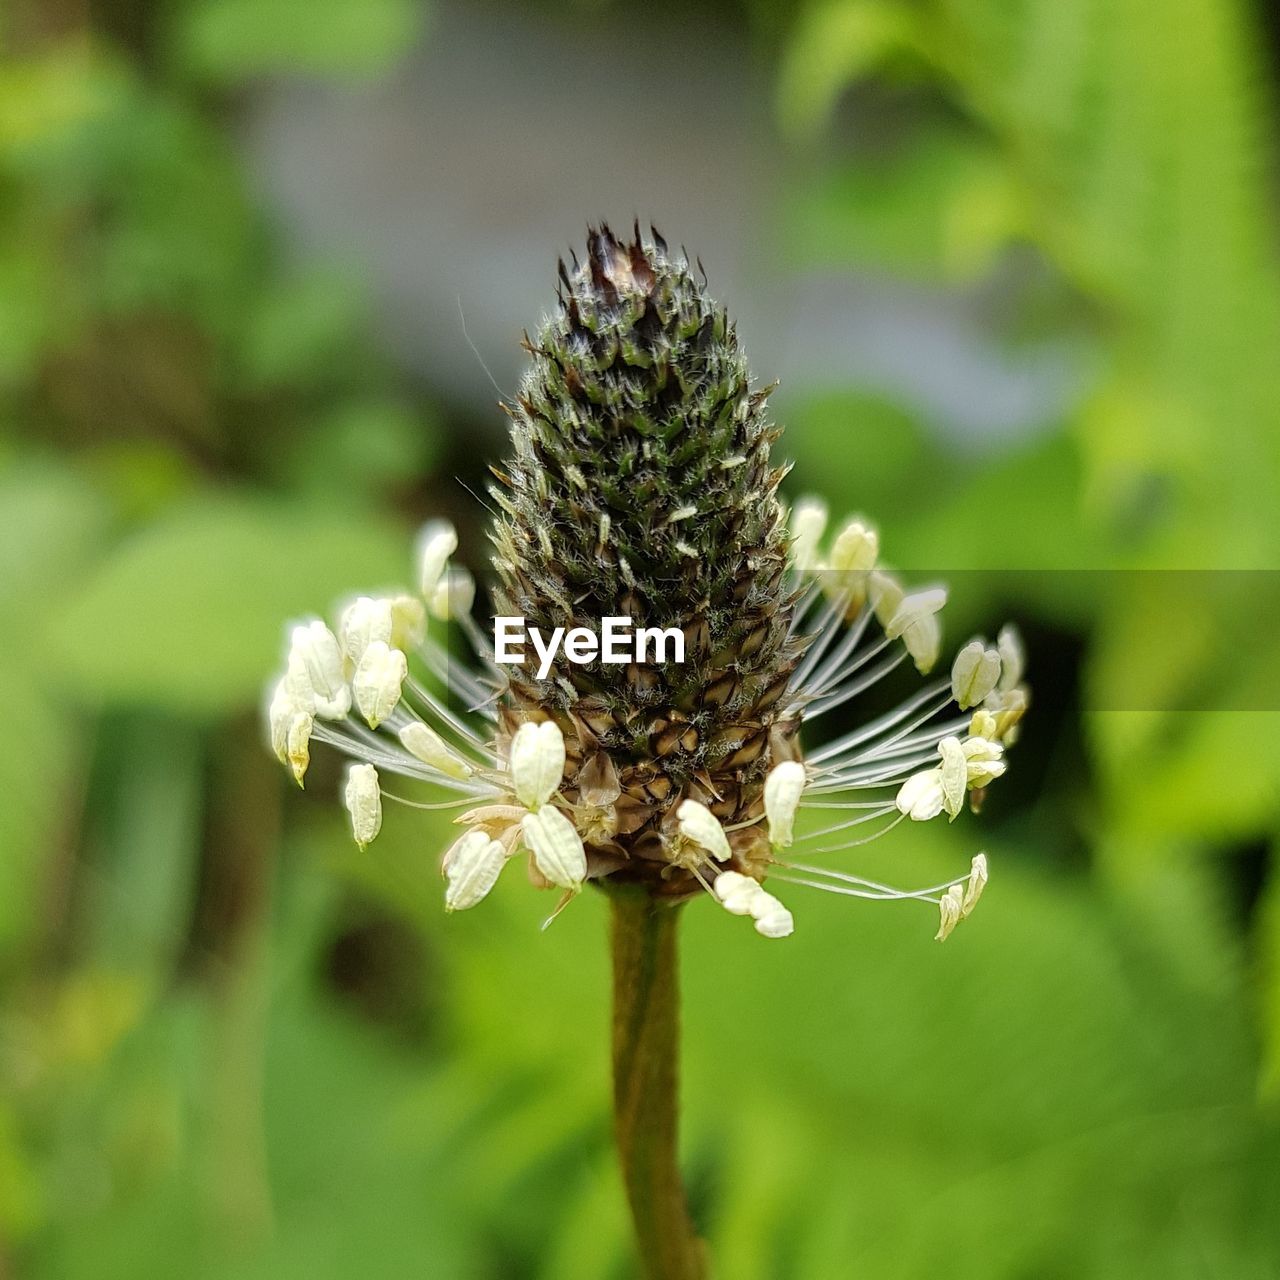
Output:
[[896, 768, 945, 822], [428, 568, 475, 621], [338, 596, 393, 666], [389, 594, 427, 650], [938, 736, 967, 820], [763, 761, 806, 848], [789, 498, 828, 572], [509, 720, 565, 810], [997, 624, 1025, 691], [713, 870, 763, 916], [887, 588, 947, 673], [416, 519, 458, 599], [968, 708, 999, 741], [900, 614, 941, 673], [713, 872, 793, 938], [829, 518, 878, 573], [267, 678, 297, 761], [962, 853, 988, 917], [444, 830, 509, 911], [935, 884, 964, 941], [399, 721, 474, 779], [353, 641, 408, 728], [984, 687, 1028, 742], [520, 806, 586, 890], [961, 736, 1006, 787], [868, 570, 903, 629], [751, 893, 795, 939], [676, 799, 732, 862], [950, 640, 1002, 709], [343, 763, 382, 849], [285, 711, 313, 787], [885, 587, 948, 639], [286, 620, 350, 719]]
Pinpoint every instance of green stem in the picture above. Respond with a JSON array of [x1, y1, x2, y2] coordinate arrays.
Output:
[[609, 891, 706, 1280]]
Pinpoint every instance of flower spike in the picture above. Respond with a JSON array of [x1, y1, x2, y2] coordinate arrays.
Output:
[[263, 227, 1025, 950]]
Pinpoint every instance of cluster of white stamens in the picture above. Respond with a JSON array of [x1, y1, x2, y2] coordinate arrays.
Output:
[[266, 502, 1026, 943], [750, 500, 1029, 941]]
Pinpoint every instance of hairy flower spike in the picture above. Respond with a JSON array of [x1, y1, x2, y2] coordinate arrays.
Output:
[[489, 224, 801, 900], [265, 225, 1027, 944]]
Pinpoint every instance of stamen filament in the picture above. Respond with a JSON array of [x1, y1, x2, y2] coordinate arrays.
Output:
[[806, 680, 950, 765], [803, 648, 906, 720]]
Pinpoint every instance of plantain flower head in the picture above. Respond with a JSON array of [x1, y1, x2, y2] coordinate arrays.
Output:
[[265, 226, 1028, 941]]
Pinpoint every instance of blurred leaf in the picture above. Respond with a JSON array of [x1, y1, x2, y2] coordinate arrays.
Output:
[[787, 390, 929, 518], [331, 811, 1280, 1277], [47, 496, 409, 715], [1261, 853, 1280, 1100], [1099, 711, 1280, 845], [785, 130, 1020, 280], [235, 274, 373, 392], [0, 1103, 43, 1239], [285, 401, 439, 497], [0, 461, 108, 955], [777, 0, 927, 138], [682, 823, 1275, 1276], [0, 48, 111, 154], [1087, 569, 1280, 841], [79, 443, 201, 524], [79, 716, 206, 971], [175, 0, 426, 83]]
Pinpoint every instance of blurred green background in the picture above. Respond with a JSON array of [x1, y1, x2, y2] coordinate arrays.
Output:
[[3, 0, 1280, 1275]]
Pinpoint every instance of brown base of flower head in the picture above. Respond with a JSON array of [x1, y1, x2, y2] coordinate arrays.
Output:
[[496, 694, 803, 900]]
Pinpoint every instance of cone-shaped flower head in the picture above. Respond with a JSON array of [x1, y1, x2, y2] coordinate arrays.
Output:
[[264, 226, 1027, 942], [488, 224, 802, 899]]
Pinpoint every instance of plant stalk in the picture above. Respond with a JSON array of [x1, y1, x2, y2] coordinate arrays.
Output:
[[609, 890, 706, 1280]]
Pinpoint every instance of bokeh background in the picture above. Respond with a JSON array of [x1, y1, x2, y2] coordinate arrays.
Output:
[[4, 0, 1280, 1275]]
